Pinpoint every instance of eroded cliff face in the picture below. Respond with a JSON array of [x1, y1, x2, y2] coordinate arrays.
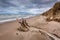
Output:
[[42, 2, 60, 22]]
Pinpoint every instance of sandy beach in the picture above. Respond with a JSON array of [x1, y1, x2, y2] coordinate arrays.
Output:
[[0, 15, 60, 40], [0, 15, 49, 40]]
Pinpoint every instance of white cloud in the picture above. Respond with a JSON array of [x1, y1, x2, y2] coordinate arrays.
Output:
[[0, 5, 51, 14], [24, 7, 51, 14]]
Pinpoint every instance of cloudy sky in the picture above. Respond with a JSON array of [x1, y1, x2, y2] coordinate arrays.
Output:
[[0, 0, 60, 14]]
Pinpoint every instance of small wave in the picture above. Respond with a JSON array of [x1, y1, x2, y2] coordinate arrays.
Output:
[[0, 15, 35, 24]]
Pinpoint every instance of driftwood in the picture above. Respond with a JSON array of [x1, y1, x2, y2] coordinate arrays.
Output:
[[17, 18, 30, 32]]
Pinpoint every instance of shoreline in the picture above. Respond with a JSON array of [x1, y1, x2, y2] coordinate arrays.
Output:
[[0, 18, 21, 24], [0, 15, 36, 24]]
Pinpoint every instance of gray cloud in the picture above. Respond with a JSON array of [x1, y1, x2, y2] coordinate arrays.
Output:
[[0, 0, 59, 8], [0, 0, 60, 14]]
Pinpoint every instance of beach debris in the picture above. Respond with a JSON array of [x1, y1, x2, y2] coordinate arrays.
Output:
[[16, 32, 19, 35], [17, 18, 30, 32], [39, 29, 60, 40]]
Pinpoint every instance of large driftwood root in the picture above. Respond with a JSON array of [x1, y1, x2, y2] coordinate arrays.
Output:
[[17, 18, 30, 32]]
